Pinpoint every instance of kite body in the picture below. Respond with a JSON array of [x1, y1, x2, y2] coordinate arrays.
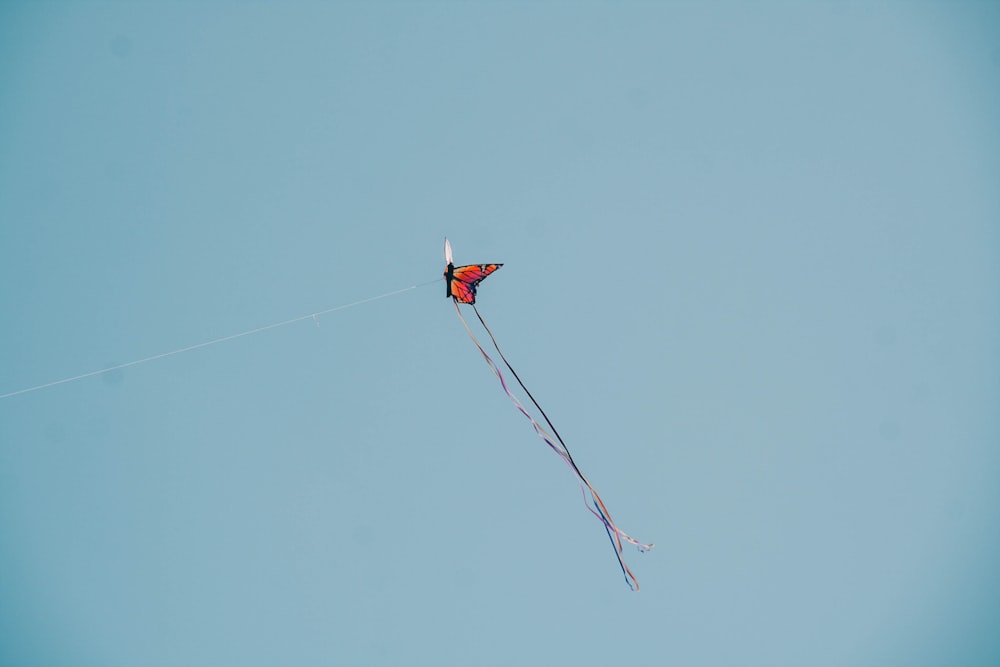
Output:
[[444, 237, 502, 304]]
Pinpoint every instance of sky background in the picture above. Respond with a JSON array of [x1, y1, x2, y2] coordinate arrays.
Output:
[[1, 1, 999, 665]]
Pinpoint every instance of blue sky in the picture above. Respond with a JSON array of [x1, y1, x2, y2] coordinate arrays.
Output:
[[1, 2, 998, 665]]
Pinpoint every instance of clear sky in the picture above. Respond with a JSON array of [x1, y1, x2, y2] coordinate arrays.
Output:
[[1, 2, 998, 665]]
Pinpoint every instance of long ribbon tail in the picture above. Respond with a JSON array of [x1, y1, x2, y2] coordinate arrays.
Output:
[[452, 300, 575, 467], [470, 303, 653, 559], [453, 299, 652, 590]]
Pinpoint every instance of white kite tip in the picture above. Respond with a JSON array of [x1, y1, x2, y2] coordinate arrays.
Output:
[[444, 237, 453, 264]]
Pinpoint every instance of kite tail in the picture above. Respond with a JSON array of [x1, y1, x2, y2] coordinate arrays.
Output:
[[469, 303, 654, 569], [453, 299, 653, 590], [451, 300, 575, 467]]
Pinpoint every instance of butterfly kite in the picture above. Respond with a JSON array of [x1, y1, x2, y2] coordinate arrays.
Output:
[[444, 238, 653, 590]]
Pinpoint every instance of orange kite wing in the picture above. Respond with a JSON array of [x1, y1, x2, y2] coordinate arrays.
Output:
[[445, 263, 502, 304]]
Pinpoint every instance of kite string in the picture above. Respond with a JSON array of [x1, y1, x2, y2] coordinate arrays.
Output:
[[1, 279, 440, 400]]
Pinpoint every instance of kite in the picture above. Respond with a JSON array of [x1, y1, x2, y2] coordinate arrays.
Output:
[[444, 238, 653, 590]]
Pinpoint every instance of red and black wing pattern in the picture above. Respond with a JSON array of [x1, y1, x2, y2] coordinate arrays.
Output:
[[446, 263, 502, 304]]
